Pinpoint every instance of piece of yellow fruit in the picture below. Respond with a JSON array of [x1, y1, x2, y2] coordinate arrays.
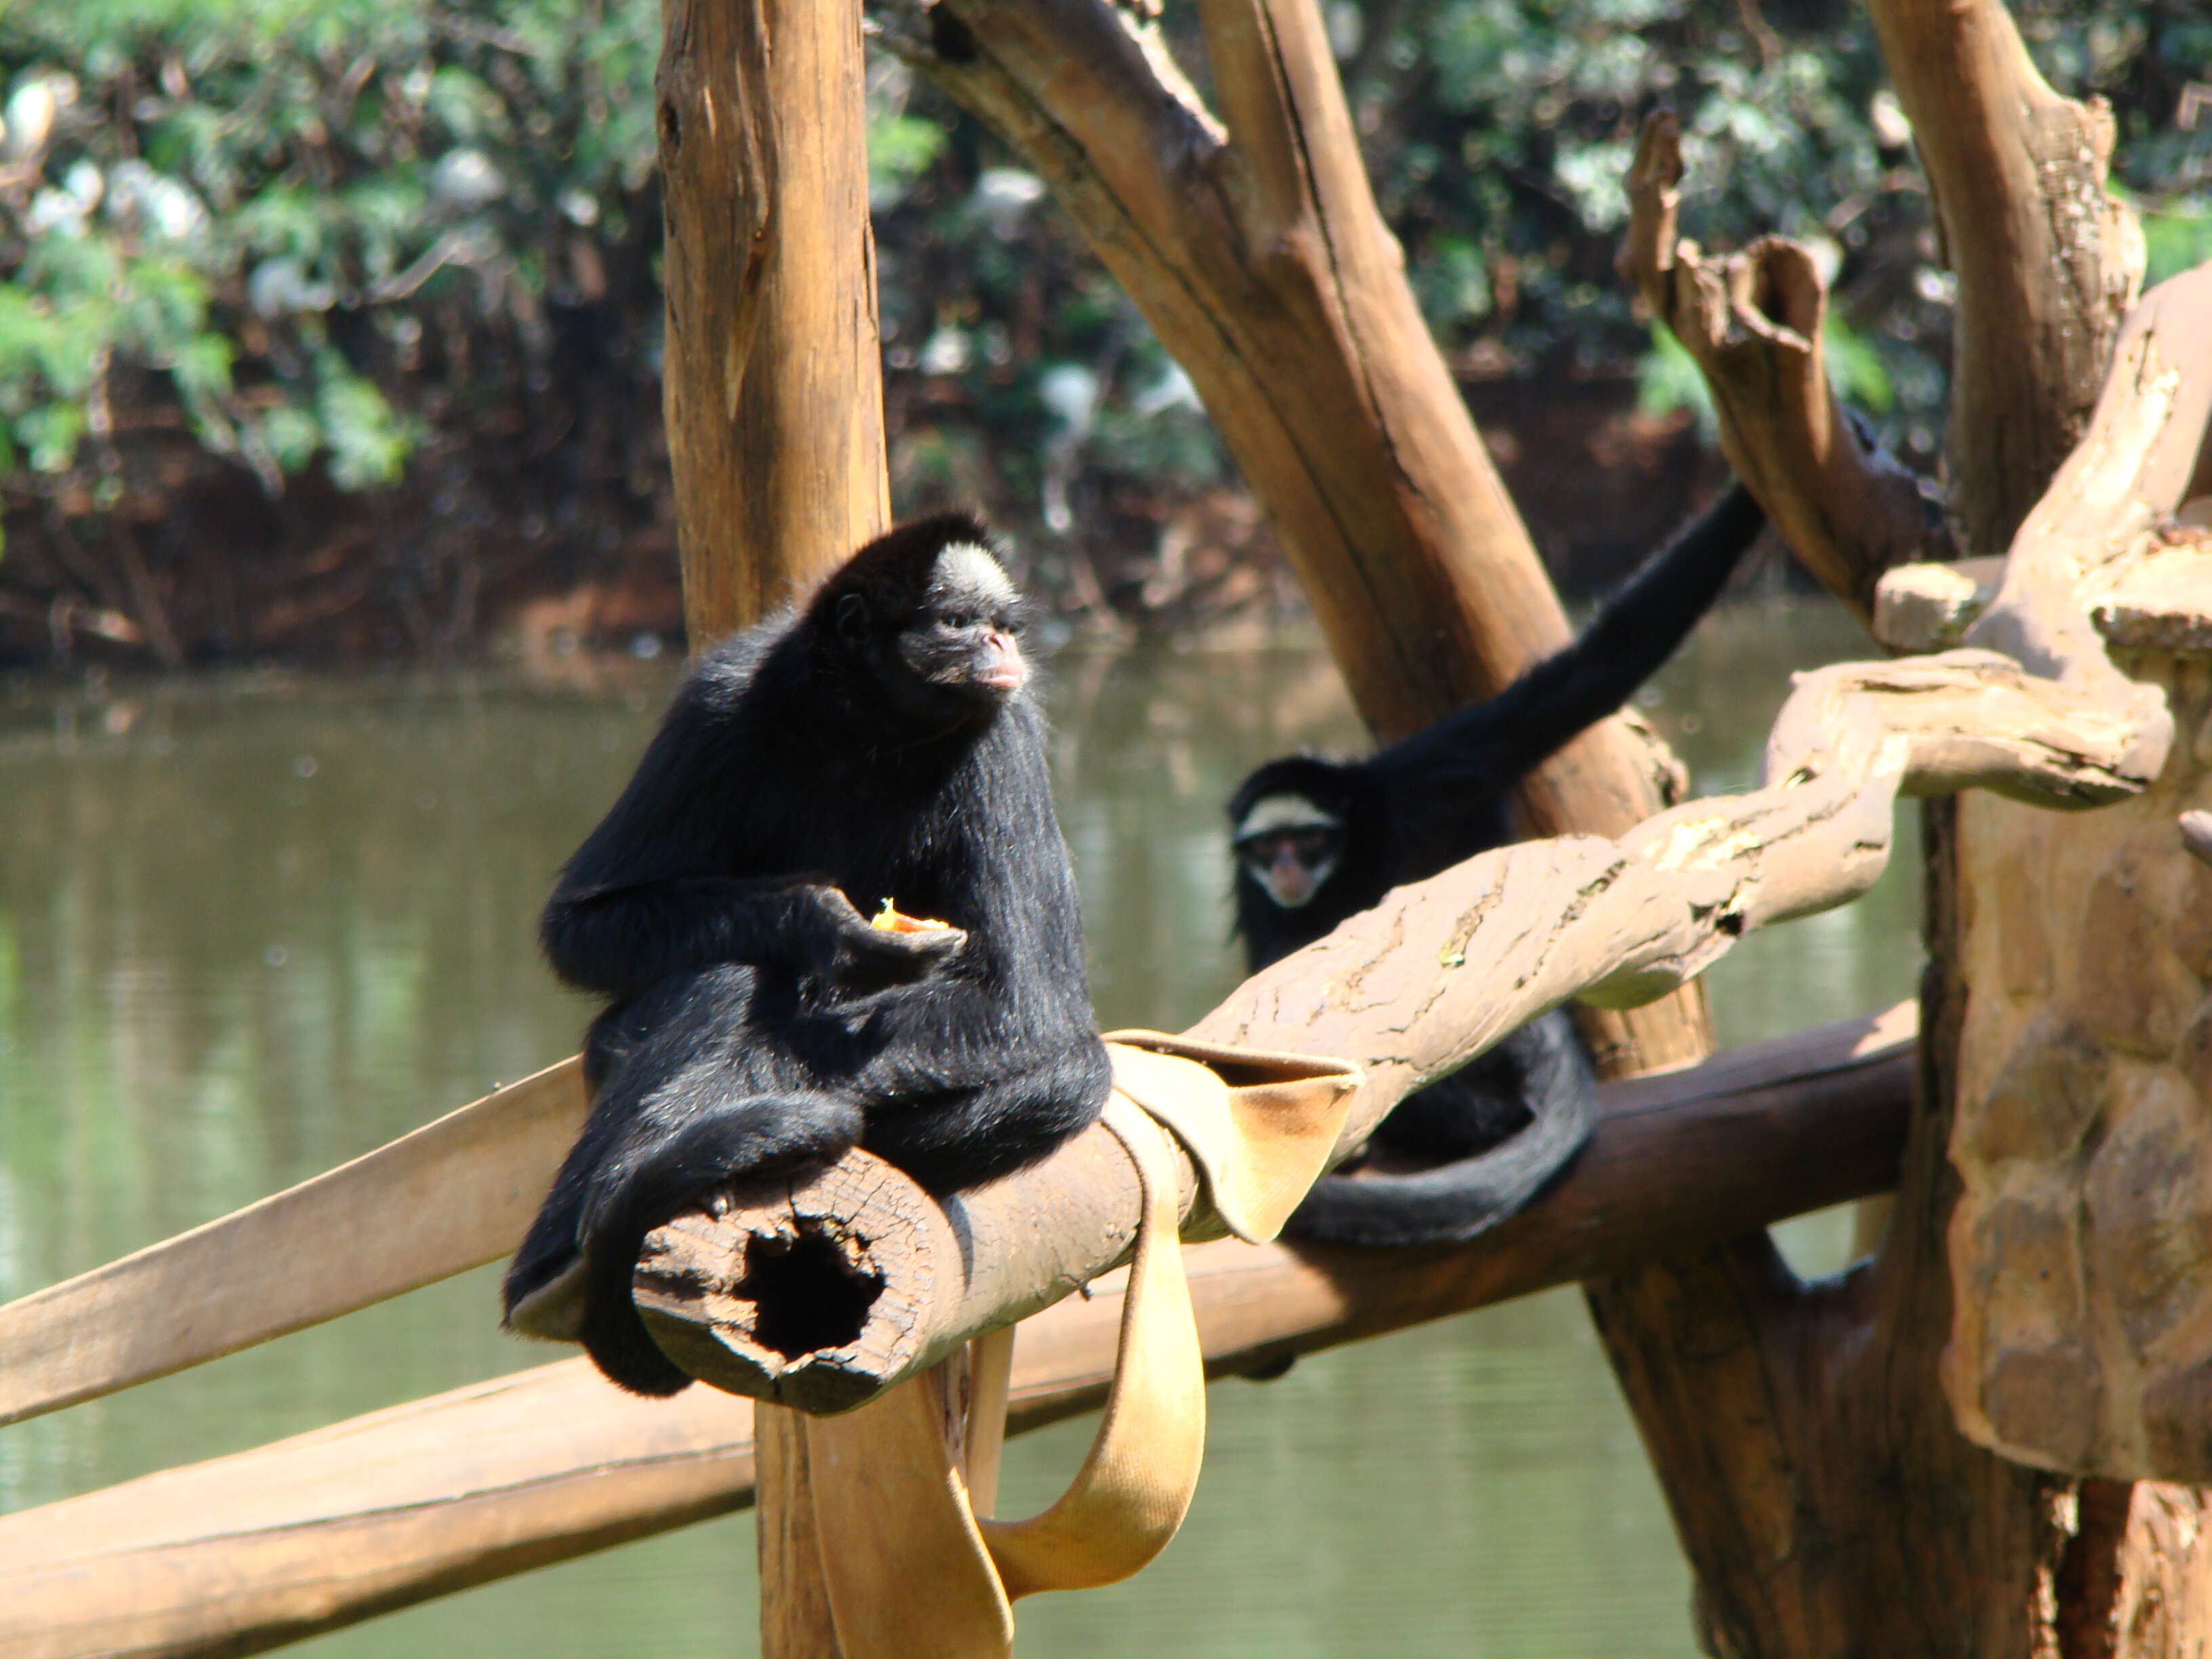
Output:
[[872, 897, 954, 933]]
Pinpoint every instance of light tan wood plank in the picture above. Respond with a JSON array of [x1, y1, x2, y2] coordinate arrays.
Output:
[[0, 1059, 587, 1427]]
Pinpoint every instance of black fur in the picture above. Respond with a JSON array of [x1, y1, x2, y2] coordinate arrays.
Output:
[[1236, 483, 1765, 1245], [507, 514, 1111, 1395]]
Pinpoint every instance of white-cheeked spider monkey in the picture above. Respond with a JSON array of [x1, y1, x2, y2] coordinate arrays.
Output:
[[1231, 484, 1765, 1246]]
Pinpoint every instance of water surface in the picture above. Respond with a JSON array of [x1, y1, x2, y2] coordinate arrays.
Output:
[[0, 598, 1921, 1655]]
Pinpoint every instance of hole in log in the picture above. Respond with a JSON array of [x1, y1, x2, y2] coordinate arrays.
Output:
[[737, 1226, 883, 1358]]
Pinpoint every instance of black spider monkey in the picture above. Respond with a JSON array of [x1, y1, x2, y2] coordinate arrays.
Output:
[[1230, 483, 1766, 1246], [506, 514, 1112, 1395]]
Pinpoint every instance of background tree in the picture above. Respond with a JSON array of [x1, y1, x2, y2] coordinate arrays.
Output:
[[0, 0, 2203, 660]]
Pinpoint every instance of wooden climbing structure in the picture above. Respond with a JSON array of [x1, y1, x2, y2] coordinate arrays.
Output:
[[5, 0, 2212, 1652]]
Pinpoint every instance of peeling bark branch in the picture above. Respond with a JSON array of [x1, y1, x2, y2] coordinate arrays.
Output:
[[1620, 110, 1948, 617]]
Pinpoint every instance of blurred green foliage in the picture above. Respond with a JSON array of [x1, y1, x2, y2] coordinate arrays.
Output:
[[1343, 0, 2207, 459], [0, 0, 2204, 623], [0, 0, 659, 495]]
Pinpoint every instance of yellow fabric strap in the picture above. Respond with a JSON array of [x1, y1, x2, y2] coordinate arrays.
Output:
[[806, 1038, 1360, 1657], [1101, 1031, 1364, 1244]]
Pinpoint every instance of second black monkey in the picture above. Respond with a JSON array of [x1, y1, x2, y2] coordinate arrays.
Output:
[[1231, 483, 1766, 1246], [506, 515, 1111, 1395]]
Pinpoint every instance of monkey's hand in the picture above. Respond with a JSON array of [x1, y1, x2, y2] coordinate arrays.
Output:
[[788, 886, 967, 994]]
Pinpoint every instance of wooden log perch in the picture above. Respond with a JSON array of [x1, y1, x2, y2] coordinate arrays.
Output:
[[1620, 110, 1948, 616], [0, 1011, 1912, 1659], [635, 587, 2166, 1410]]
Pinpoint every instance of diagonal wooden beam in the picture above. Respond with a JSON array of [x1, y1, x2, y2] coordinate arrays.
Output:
[[0, 1059, 586, 1429]]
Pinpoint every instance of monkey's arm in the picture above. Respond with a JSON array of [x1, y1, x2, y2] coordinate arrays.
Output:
[[857, 1022, 1114, 1193], [544, 875, 957, 1000], [1376, 482, 1765, 861], [542, 666, 950, 998]]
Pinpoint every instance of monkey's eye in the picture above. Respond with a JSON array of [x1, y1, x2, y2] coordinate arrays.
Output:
[[943, 611, 978, 630]]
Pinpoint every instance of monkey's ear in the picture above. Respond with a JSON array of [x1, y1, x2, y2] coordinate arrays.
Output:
[[835, 592, 870, 646]]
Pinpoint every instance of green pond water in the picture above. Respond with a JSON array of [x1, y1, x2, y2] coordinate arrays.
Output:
[[0, 596, 1921, 1656]]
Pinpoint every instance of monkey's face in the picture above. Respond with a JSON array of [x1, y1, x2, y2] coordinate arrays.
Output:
[[900, 541, 1028, 705], [1233, 792, 1345, 911], [839, 539, 1031, 716]]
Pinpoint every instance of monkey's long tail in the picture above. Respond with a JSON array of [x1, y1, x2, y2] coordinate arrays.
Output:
[[1282, 1019, 1595, 1248], [579, 1093, 863, 1396]]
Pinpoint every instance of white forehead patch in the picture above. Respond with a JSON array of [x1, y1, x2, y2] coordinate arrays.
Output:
[[1234, 793, 1343, 843], [930, 541, 1017, 609]]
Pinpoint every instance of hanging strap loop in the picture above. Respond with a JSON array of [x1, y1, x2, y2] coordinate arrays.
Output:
[[807, 1039, 1361, 1657]]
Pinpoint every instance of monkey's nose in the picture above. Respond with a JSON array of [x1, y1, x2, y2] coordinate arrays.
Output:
[[974, 632, 1027, 690], [1269, 848, 1315, 907]]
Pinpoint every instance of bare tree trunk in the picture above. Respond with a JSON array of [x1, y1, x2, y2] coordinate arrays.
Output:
[[1866, 0, 2142, 556], [655, 0, 888, 1650], [658, 0, 888, 645]]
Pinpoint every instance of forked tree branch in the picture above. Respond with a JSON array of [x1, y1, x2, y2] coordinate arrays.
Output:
[[1620, 110, 1948, 617]]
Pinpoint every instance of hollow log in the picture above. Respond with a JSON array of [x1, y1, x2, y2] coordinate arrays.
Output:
[[0, 1014, 1912, 1659]]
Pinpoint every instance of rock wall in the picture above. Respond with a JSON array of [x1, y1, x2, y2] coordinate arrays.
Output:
[[1947, 649, 2212, 1478]]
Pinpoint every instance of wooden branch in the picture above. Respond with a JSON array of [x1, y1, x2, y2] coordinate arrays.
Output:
[[0, 1361, 756, 1659], [880, 0, 1561, 743], [636, 562, 2160, 1413], [1866, 0, 2144, 554], [0, 1059, 586, 1429], [0, 1017, 1913, 1659], [1620, 110, 1948, 617], [1967, 263, 2212, 697]]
